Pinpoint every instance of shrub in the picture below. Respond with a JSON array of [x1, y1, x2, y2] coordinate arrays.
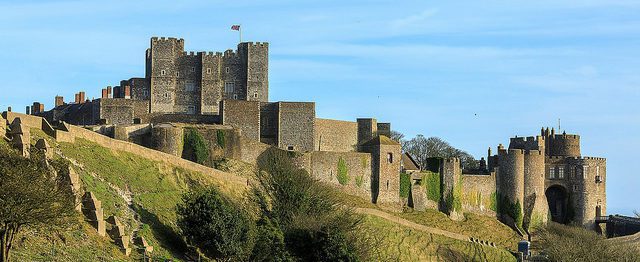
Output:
[[489, 191, 497, 212], [533, 223, 639, 260], [399, 173, 411, 198], [423, 171, 441, 202], [253, 147, 367, 261], [182, 128, 209, 165], [176, 186, 255, 260], [337, 157, 350, 185], [251, 216, 293, 262], [216, 129, 226, 148]]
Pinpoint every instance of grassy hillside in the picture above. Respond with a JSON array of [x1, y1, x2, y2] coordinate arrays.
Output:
[[4, 129, 517, 261]]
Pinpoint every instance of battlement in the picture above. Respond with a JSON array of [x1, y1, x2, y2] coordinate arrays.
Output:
[[554, 134, 579, 140], [245, 42, 269, 47], [445, 157, 460, 163], [151, 37, 184, 43]]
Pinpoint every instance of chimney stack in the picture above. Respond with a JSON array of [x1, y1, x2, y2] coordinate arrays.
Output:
[[124, 86, 131, 99], [101, 88, 108, 99], [79, 92, 86, 103], [107, 86, 112, 98], [55, 96, 64, 107]]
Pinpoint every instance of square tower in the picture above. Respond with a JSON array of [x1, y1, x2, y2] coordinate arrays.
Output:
[[361, 135, 401, 205]]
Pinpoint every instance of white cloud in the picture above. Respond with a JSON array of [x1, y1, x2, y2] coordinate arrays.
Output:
[[390, 9, 438, 29]]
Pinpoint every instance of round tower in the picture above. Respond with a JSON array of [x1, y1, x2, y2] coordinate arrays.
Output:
[[151, 124, 184, 157], [550, 134, 581, 157], [573, 158, 606, 230], [524, 150, 548, 231], [498, 149, 525, 228]]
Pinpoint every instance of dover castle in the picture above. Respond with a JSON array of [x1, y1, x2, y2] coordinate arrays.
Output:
[[21, 37, 606, 232]]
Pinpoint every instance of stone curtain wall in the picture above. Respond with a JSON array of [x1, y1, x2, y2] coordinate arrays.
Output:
[[277, 102, 315, 152], [461, 173, 497, 216], [220, 100, 261, 141], [306, 151, 373, 201], [259, 102, 278, 145], [314, 118, 357, 152], [99, 99, 135, 125]]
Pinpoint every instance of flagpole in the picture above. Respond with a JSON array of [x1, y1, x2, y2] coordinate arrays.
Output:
[[239, 24, 242, 43]]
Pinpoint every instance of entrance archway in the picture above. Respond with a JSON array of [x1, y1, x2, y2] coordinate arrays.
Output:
[[546, 185, 569, 224]]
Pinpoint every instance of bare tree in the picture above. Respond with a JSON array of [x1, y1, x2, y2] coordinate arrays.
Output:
[[0, 151, 76, 262], [403, 135, 478, 170]]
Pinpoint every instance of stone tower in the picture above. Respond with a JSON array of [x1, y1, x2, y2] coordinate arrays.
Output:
[[147, 37, 184, 113], [146, 37, 269, 114], [360, 135, 401, 205]]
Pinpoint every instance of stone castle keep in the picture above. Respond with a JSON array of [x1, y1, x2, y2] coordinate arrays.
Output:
[[23, 37, 606, 231]]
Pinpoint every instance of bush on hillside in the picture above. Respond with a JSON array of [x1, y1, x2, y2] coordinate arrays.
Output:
[[182, 128, 209, 165], [533, 223, 639, 260], [399, 173, 411, 198], [253, 147, 369, 261], [251, 216, 293, 262], [176, 186, 255, 260]]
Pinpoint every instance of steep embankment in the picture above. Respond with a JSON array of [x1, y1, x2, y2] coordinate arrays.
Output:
[[5, 121, 517, 261]]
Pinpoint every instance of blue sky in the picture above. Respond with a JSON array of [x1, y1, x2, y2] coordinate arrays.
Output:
[[0, 0, 638, 215]]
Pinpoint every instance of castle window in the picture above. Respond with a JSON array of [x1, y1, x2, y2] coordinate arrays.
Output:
[[191, 67, 195, 72], [187, 106, 196, 114], [233, 94, 238, 99], [185, 83, 195, 92], [549, 167, 556, 179], [176, 72, 180, 77], [206, 68, 212, 74], [225, 82, 235, 94], [226, 67, 230, 73], [583, 166, 588, 179], [573, 185, 579, 192], [386, 180, 389, 190], [387, 153, 393, 163], [558, 166, 565, 179], [254, 93, 258, 98], [161, 70, 166, 76], [287, 145, 294, 151]]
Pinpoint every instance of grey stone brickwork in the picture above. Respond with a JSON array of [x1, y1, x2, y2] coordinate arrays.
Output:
[[461, 172, 496, 216], [314, 118, 358, 152], [306, 151, 373, 201], [277, 102, 315, 152], [220, 100, 261, 141]]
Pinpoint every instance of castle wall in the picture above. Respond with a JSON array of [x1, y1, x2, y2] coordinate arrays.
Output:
[[305, 151, 373, 201], [150, 124, 183, 157], [98, 99, 135, 125], [523, 150, 548, 229], [314, 118, 357, 152], [461, 172, 496, 216], [220, 100, 261, 141], [357, 118, 377, 147], [127, 78, 150, 101], [148, 113, 219, 124], [276, 102, 315, 152], [259, 102, 278, 145], [376, 123, 391, 137]]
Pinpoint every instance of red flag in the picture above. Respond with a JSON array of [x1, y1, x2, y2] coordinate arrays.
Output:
[[231, 25, 240, 31]]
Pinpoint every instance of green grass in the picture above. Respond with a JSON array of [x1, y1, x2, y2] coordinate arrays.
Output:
[[8, 129, 522, 261], [361, 215, 516, 261], [398, 209, 522, 251]]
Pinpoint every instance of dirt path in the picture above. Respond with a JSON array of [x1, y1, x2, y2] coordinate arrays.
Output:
[[354, 208, 472, 242]]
